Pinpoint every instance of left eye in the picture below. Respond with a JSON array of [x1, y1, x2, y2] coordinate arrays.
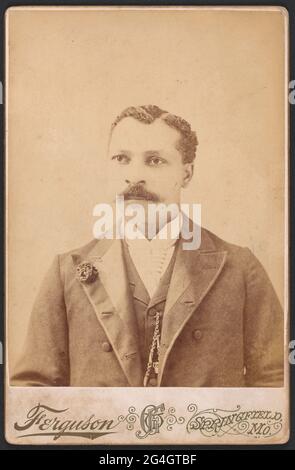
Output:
[[148, 156, 165, 166]]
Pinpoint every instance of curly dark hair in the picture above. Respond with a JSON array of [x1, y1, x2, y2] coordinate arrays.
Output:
[[111, 105, 198, 164]]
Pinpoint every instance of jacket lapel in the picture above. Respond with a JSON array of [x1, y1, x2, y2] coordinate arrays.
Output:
[[72, 238, 143, 386], [121, 240, 150, 306], [158, 229, 227, 385]]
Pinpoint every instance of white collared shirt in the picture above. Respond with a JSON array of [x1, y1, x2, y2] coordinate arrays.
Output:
[[125, 214, 182, 298]]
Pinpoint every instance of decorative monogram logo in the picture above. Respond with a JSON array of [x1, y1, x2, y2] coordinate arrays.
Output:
[[137, 403, 165, 438]]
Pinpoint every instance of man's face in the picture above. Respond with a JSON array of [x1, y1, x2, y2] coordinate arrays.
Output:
[[107, 117, 193, 207]]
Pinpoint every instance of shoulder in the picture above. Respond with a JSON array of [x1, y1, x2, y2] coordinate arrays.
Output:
[[200, 227, 262, 272], [53, 239, 103, 281], [200, 227, 247, 254], [199, 229, 279, 302]]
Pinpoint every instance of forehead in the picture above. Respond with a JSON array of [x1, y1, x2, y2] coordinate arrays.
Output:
[[109, 117, 181, 153]]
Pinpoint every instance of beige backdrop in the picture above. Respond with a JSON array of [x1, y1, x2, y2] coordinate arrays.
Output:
[[7, 7, 287, 368]]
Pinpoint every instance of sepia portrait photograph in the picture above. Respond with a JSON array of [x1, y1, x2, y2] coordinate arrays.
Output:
[[5, 6, 289, 445]]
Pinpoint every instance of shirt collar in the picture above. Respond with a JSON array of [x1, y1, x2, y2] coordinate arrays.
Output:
[[125, 212, 183, 249]]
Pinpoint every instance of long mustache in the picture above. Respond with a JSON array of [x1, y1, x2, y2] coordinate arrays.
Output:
[[121, 184, 159, 202]]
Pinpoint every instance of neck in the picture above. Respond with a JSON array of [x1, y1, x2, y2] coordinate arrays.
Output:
[[143, 210, 181, 240]]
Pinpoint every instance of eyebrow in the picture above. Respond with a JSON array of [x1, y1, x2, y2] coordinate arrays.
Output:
[[144, 150, 161, 157], [112, 149, 131, 154]]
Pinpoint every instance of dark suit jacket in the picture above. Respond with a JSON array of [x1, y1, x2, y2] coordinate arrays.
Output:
[[11, 227, 284, 387]]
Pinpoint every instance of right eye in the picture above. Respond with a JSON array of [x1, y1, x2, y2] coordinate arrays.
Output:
[[111, 154, 130, 164]]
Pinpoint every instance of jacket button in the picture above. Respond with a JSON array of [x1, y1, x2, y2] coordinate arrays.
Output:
[[148, 377, 157, 386], [102, 341, 112, 352], [193, 329, 202, 340]]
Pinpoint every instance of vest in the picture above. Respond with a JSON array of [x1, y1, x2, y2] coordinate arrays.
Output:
[[122, 240, 177, 386]]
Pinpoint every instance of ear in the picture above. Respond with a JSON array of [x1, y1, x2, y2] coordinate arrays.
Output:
[[182, 163, 194, 188]]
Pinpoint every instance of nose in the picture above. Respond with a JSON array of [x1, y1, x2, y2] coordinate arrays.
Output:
[[125, 179, 145, 185], [123, 158, 146, 186]]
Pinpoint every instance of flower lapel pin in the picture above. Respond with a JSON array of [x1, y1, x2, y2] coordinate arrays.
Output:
[[76, 261, 98, 284]]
